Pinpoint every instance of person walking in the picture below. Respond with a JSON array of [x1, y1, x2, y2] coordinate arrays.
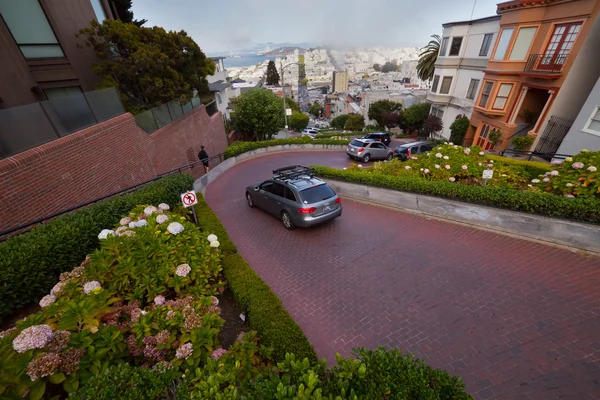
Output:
[[198, 145, 209, 173]]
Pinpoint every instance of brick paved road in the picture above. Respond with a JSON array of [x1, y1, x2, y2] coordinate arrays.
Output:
[[205, 151, 600, 399]]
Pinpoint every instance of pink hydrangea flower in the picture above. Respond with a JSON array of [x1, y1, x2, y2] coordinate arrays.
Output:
[[211, 296, 219, 306], [445, 165, 451, 170], [479, 151, 485, 156], [572, 162, 584, 169], [565, 194, 575, 198], [154, 295, 165, 306], [423, 169, 430, 174], [175, 264, 191, 277], [144, 206, 158, 216], [543, 177, 550, 182], [156, 214, 169, 224], [211, 348, 227, 359], [176, 343, 193, 359], [39, 295, 56, 308], [50, 281, 65, 296], [120, 217, 132, 226], [12, 325, 54, 353], [435, 153, 443, 158], [550, 170, 559, 176]]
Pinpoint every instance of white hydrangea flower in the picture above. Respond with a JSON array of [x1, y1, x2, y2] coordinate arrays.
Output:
[[565, 157, 573, 162], [83, 281, 101, 295], [423, 169, 430, 174], [39, 295, 56, 308], [528, 184, 532, 187], [587, 166, 597, 172], [531, 179, 540, 183], [478, 163, 482, 166], [129, 221, 138, 229], [156, 214, 169, 224], [343, 167, 347, 170], [565, 194, 575, 198], [144, 206, 158, 216], [581, 149, 589, 153], [175, 264, 191, 277], [420, 168, 424, 171], [136, 219, 148, 227], [50, 281, 65, 296], [462, 165, 468, 170], [404, 166, 411, 170], [210, 241, 220, 248], [566, 183, 573, 187], [357, 164, 363, 168], [435, 164, 440, 169], [449, 142, 454, 145], [98, 229, 115, 240], [464, 148, 471, 155], [479, 151, 485, 156], [167, 222, 185, 235], [443, 156, 449, 160], [158, 203, 170, 211], [448, 177, 456, 182], [120, 217, 132, 226], [207, 234, 218, 242], [489, 160, 494, 164], [445, 165, 451, 170], [435, 153, 443, 158]]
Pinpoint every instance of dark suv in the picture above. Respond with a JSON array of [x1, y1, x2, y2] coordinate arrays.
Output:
[[363, 132, 391, 146], [394, 141, 435, 161]]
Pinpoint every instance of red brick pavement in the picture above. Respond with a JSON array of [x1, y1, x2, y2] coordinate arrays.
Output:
[[205, 151, 600, 399]]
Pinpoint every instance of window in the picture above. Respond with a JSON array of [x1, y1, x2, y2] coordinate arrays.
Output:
[[479, 33, 494, 56], [44, 86, 83, 100], [0, 0, 64, 59], [260, 181, 273, 192], [466, 79, 480, 100], [493, 28, 514, 60], [583, 106, 600, 134], [90, 0, 106, 22], [479, 81, 493, 107], [300, 184, 335, 203], [476, 124, 497, 150], [271, 183, 285, 198], [492, 83, 513, 109], [431, 75, 440, 92], [509, 27, 537, 60], [439, 77, 452, 94], [440, 37, 449, 56], [449, 37, 463, 56], [217, 93, 222, 104], [431, 107, 444, 119], [284, 188, 297, 202], [541, 22, 582, 68], [370, 143, 385, 149]]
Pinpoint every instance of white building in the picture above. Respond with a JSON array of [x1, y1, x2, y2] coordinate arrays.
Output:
[[400, 60, 424, 87], [427, 15, 501, 139], [206, 57, 233, 119]]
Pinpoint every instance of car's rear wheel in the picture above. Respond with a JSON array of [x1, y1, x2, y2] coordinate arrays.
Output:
[[386, 153, 393, 161], [246, 192, 255, 208], [281, 211, 295, 230], [361, 153, 371, 163]]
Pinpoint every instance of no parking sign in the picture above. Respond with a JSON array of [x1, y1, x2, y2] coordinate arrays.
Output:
[[181, 191, 198, 208]]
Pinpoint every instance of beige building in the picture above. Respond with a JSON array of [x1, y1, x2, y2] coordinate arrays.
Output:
[[332, 71, 349, 93]]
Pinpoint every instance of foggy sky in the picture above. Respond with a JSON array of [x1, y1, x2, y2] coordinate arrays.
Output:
[[132, 0, 500, 53]]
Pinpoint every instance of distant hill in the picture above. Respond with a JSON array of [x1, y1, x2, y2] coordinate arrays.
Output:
[[263, 46, 305, 56]]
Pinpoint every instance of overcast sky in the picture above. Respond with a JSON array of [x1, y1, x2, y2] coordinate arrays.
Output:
[[132, 0, 500, 54]]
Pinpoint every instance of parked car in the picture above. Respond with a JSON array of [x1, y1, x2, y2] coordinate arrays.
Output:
[[245, 165, 342, 230], [394, 141, 435, 161], [302, 128, 319, 138], [346, 139, 394, 163], [363, 132, 391, 146]]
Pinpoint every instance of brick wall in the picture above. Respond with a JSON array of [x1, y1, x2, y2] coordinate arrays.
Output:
[[0, 105, 227, 232]]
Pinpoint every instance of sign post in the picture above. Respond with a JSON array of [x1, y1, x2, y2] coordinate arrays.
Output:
[[181, 191, 199, 226], [482, 169, 494, 187]]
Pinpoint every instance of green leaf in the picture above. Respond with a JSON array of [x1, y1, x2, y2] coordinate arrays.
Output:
[[29, 381, 45, 400], [48, 372, 66, 384]]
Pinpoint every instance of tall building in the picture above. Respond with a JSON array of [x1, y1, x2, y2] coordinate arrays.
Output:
[[465, 0, 600, 153], [332, 71, 349, 93], [426, 15, 501, 139], [0, 0, 114, 108]]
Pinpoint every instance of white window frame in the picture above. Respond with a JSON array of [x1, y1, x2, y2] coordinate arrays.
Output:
[[466, 79, 480, 100], [582, 105, 600, 135], [439, 76, 453, 95], [440, 37, 449, 57]]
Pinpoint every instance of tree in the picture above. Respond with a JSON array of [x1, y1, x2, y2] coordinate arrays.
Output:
[[289, 113, 309, 131], [368, 100, 402, 128], [79, 20, 214, 113], [417, 35, 441, 82], [402, 103, 431, 132], [488, 129, 502, 148], [421, 115, 443, 138], [331, 114, 350, 130], [381, 61, 398, 73], [300, 78, 309, 85], [382, 112, 403, 130], [233, 89, 284, 141], [344, 114, 365, 131], [308, 102, 323, 118], [373, 63, 381, 72], [266, 60, 280, 85], [283, 97, 301, 113], [449, 115, 470, 145], [111, 0, 147, 26]]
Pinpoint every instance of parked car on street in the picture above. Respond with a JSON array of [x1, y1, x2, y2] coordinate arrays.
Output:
[[245, 165, 342, 230], [302, 128, 319, 138], [362, 132, 391, 146], [394, 141, 435, 161], [346, 139, 394, 163]]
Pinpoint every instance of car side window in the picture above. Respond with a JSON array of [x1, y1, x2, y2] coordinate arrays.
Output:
[[284, 187, 297, 202], [260, 181, 273, 192], [372, 143, 385, 149], [271, 183, 285, 198]]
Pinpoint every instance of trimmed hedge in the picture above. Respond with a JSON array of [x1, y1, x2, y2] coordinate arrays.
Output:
[[312, 166, 600, 224], [224, 137, 349, 159], [486, 155, 552, 179], [193, 194, 317, 363], [0, 174, 194, 323]]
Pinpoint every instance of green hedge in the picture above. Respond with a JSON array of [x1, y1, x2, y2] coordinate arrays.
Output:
[[0, 174, 194, 323], [224, 137, 349, 159], [486, 155, 552, 179], [194, 195, 317, 363], [315, 131, 366, 139], [312, 166, 600, 224]]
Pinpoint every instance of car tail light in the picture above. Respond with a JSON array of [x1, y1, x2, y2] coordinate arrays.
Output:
[[358, 148, 364, 153], [298, 207, 316, 214], [335, 197, 342, 204], [407, 147, 411, 158]]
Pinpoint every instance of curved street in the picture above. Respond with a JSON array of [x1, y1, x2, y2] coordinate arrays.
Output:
[[205, 151, 600, 399]]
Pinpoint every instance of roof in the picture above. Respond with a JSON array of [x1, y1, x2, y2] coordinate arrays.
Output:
[[208, 80, 232, 92], [442, 14, 501, 28], [231, 78, 246, 83], [210, 56, 226, 61], [232, 82, 258, 89], [288, 178, 324, 190]]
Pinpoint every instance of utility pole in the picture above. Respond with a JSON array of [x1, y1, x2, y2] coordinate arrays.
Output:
[[280, 61, 301, 138]]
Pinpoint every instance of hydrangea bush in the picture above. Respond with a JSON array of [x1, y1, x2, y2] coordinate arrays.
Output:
[[0, 205, 224, 399]]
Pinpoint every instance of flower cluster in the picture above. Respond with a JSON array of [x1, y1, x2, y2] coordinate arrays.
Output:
[[46, 330, 71, 353], [27, 353, 61, 381], [98, 229, 115, 240], [176, 343, 193, 359], [156, 214, 169, 224], [154, 295, 166, 305], [175, 263, 191, 277], [129, 219, 148, 229], [158, 203, 170, 211], [530, 150, 599, 198], [83, 281, 101, 295], [39, 294, 56, 308], [13, 325, 54, 353], [167, 222, 185, 235], [210, 348, 227, 359], [144, 206, 158, 216]]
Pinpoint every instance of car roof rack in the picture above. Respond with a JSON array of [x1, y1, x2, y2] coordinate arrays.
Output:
[[272, 165, 316, 182]]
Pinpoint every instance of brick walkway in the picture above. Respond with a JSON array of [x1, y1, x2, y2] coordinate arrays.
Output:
[[205, 151, 600, 399]]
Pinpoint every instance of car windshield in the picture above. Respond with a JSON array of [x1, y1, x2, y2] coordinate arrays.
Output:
[[350, 139, 367, 147], [299, 184, 336, 203], [396, 147, 408, 154]]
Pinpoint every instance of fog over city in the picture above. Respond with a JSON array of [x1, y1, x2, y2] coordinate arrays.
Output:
[[132, 0, 499, 53]]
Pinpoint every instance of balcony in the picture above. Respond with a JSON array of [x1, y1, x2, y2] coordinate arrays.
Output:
[[522, 54, 567, 79]]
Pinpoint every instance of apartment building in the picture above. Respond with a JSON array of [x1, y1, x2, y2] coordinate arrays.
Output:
[[332, 71, 349, 93], [0, 0, 114, 108], [206, 57, 233, 119], [465, 0, 600, 153], [427, 15, 501, 139]]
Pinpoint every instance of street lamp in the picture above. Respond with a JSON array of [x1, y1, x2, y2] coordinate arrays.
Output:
[[280, 61, 301, 134]]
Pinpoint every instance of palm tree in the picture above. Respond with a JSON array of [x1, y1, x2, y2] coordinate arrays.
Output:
[[417, 34, 441, 82]]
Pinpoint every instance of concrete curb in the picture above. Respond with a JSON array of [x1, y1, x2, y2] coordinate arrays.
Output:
[[325, 179, 600, 254]]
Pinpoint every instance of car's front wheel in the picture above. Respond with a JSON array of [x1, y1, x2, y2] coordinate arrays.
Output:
[[246, 192, 255, 208], [361, 153, 371, 163], [281, 211, 296, 230], [386, 153, 393, 161]]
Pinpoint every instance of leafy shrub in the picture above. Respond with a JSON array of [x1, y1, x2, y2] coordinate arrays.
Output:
[[289, 112, 309, 131], [513, 135, 535, 151], [531, 149, 600, 199], [312, 165, 600, 223], [449, 115, 469, 145], [331, 114, 350, 129], [0, 205, 224, 399], [224, 137, 349, 159], [402, 103, 431, 132], [486, 155, 551, 179], [193, 195, 317, 362], [344, 114, 365, 131], [0, 174, 194, 323], [488, 129, 502, 148]]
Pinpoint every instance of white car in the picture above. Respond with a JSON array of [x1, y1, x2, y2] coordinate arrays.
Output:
[[302, 128, 319, 138]]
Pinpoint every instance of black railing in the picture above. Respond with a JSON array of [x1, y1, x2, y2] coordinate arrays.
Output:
[[134, 99, 218, 134], [0, 152, 225, 240], [534, 115, 574, 156], [499, 148, 571, 161], [524, 54, 567, 74]]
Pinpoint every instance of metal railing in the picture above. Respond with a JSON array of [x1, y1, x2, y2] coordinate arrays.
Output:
[[499, 148, 571, 161], [134, 98, 218, 134], [0, 152, 225, 240], [0, 87, 125, 159], [524, 54, 567, 74]]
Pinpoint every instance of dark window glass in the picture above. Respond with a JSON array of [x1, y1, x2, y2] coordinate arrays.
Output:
[[440, 77, 452, 94], [440, 37, 449, 56], [396, 147, 408, 154], [466, 79, 480, 100], [300, 184, 336, 203], [479, 81, 493, 108], [271, 183, 285, 198], [261, 181, 273, 191], [284, 188, 297, 202], [431, 75, 440, 92], [449, 37, 463, 56], [350, 139, 367, 147], [479, 33, 493, 56]]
